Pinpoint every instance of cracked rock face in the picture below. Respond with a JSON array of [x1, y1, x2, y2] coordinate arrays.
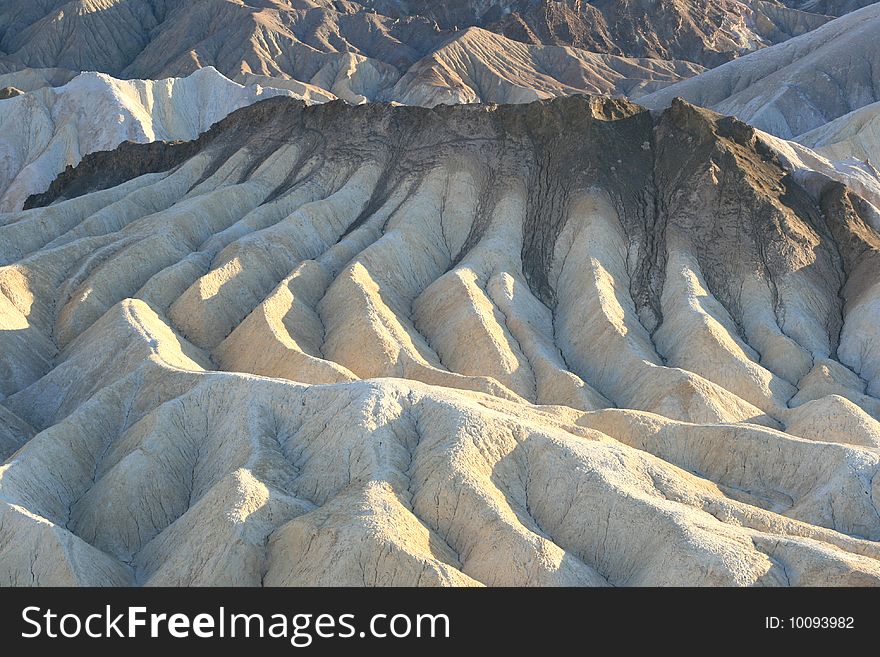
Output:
[[2, 96, 880, 586]]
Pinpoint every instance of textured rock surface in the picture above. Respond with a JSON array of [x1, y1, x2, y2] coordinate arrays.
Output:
[[2, 96, 880, 586], [0, 67, 303, 212], [344, 0, 843, 64], [381, 27, 704, 106], [639, 3, 880, 138]]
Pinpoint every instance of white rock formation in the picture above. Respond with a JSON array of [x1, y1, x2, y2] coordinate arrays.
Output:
[[757, 129, 880, 214], [797, 101, 880, 167], [0, 67, 77, 93], [0, 66, 309, 212]]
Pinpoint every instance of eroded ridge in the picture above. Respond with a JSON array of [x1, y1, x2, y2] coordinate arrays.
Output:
[[2, 96, 880, 586]]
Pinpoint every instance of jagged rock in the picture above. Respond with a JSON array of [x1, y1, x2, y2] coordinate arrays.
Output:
[[383, 27, 703, 106]]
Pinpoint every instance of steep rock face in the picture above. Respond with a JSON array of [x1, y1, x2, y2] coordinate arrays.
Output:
[[0, 0, 167, 75], [639, 3, 880, 138], [0, 67, 303, 212], [0, 1, 445, 78], [2, 97, 880, 586]]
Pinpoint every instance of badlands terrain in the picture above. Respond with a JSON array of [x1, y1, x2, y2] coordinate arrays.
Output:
[[1, 1, 880, 587], [2, 96, 880, 586], [0, 0, 873, 101], [0, 0, 845, 80], [2, 1, 879, 216]]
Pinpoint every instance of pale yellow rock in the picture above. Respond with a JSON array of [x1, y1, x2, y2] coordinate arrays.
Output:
[[0, 502, 131, 586], [784, 395, 880, 448], [791, 358, 880, 417]]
